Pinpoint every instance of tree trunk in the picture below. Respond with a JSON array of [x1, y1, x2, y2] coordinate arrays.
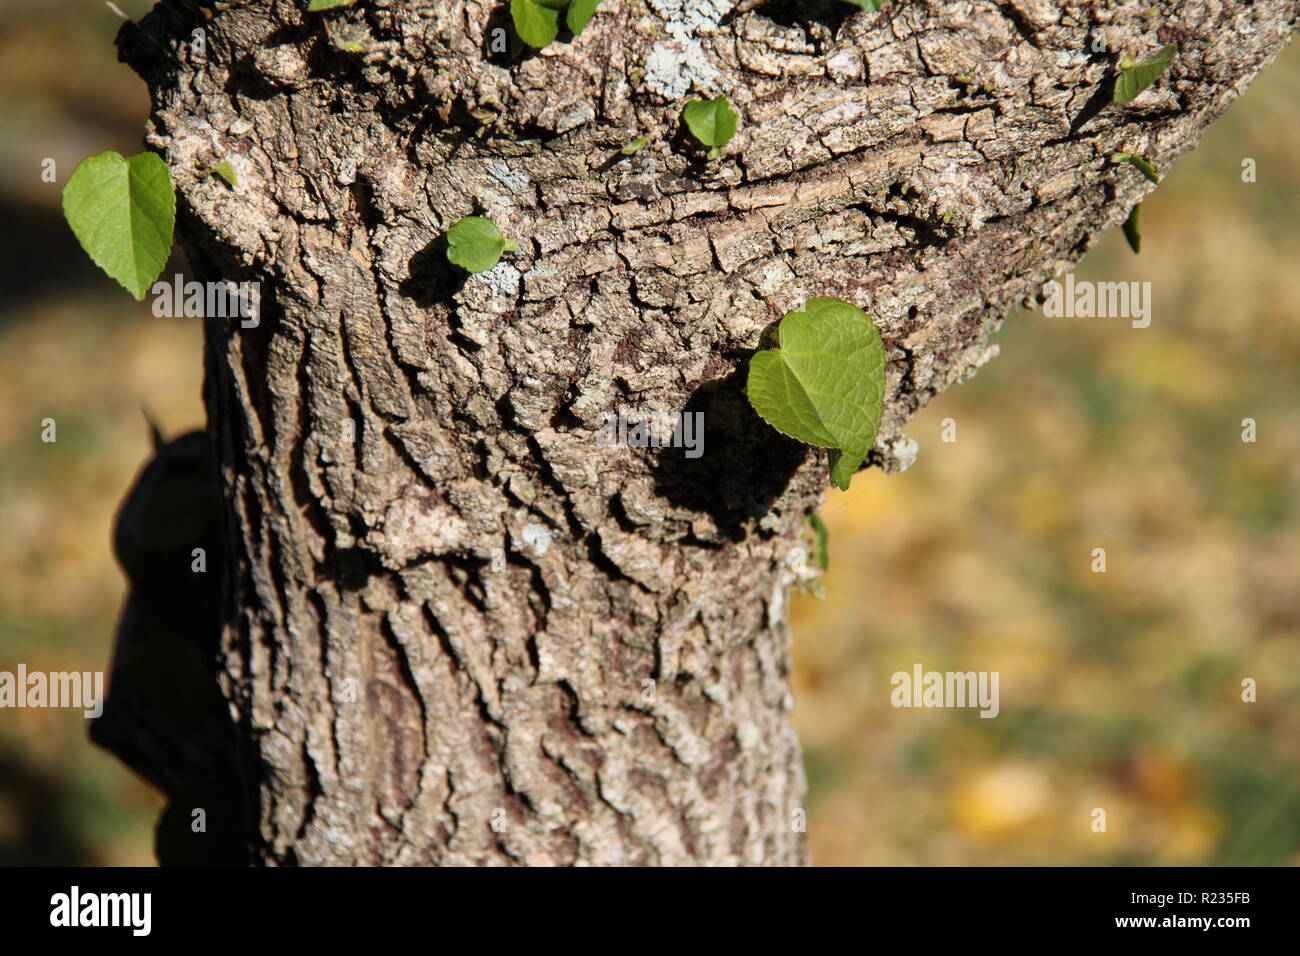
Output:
[[98, 0, 1296, 865]]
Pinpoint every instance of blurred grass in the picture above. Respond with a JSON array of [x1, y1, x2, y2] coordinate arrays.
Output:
[[793, 42, 1300, 865], [1, 4, 1297, 866], [0, 0, 194, 864]]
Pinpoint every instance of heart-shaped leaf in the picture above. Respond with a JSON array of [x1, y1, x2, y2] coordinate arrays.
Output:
[[62, 150, 175, 301], [682, 95, 739, 158], [207, 161, 239, 188], [511, 0, 560, 48], [567, 0, 602, 34], [1114, 45, 1176, 105], [446, 215, 517, 273], [745, 297, 886, 490]]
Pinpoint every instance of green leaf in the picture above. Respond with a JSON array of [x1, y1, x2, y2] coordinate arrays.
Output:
[[745, 297, 886, 491], [1122, 203, 1141, 254], [62, 150, 175, 301], [808, 513, 829, 571], [446, 215, 513, 273], [621, 136, 648, 155], [567, 0, 602, 35], [839, 0, 884, 10], [208, 161, 239, 188], [1114, 44, 1176, 105], [1111, 152, 1160, 184], [682, 95, 739, 152], [511, 0, 560, 48], [308, 0, 355, 10]]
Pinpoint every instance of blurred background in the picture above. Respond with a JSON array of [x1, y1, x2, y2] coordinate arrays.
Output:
[[1, 2, 1297, 865]]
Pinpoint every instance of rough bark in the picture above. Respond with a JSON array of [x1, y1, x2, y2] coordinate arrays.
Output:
[[96, 0, 1296, 865]]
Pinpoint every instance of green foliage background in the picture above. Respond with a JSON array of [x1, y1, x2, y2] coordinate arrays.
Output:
[[0, 1, 1297, 864]]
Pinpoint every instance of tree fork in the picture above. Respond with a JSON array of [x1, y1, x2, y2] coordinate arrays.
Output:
[[96, 0, 1296, 865]]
